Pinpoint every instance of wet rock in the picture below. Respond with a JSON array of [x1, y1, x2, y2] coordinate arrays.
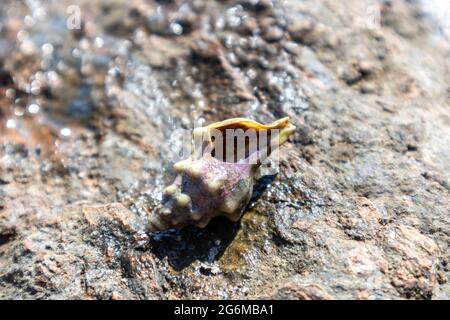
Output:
[[268, 149, 327, 244], [262, 26, 284, 42], [270, 278, 334, 300], [383, 225, 440, 298], [337, 197, 385, 241], [82, 203, 145, 233], [0, 0, 449, 300], [287, 18, 316, 44]]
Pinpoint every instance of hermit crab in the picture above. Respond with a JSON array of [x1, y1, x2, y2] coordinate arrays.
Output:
[[148, 117, 296, 231]]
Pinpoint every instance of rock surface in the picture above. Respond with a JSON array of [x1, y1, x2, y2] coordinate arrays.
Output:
[[0, 0, 449, 299]]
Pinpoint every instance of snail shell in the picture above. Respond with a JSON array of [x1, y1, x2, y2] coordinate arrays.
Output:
[[148, 117, 295, 231]]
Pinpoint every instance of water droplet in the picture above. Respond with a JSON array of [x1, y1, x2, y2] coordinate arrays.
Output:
[[6, 119, 16, 129], [27, 103, 40, 114], [47, 70, 58, 82], [170, 22, 183, 35], [24, 15, 36, 27], [20, 39, 37, 55], [33, 7, 46, 20], [72, 48, 81, 58], [14, 107, 25, 117], [30, 80, 41, 95], [17, 30, 28, 42], [60, 127, 71, 137], [79, 39, 89, 50], [41, 43, 54, 55], [5, 88, 16, 99], [95, 37, 104, 48]]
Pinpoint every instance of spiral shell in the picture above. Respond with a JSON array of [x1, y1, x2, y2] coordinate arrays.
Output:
[[148, 117, 295, 231]]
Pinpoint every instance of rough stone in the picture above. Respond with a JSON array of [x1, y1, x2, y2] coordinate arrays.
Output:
[[0, 0, 449, 300]]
